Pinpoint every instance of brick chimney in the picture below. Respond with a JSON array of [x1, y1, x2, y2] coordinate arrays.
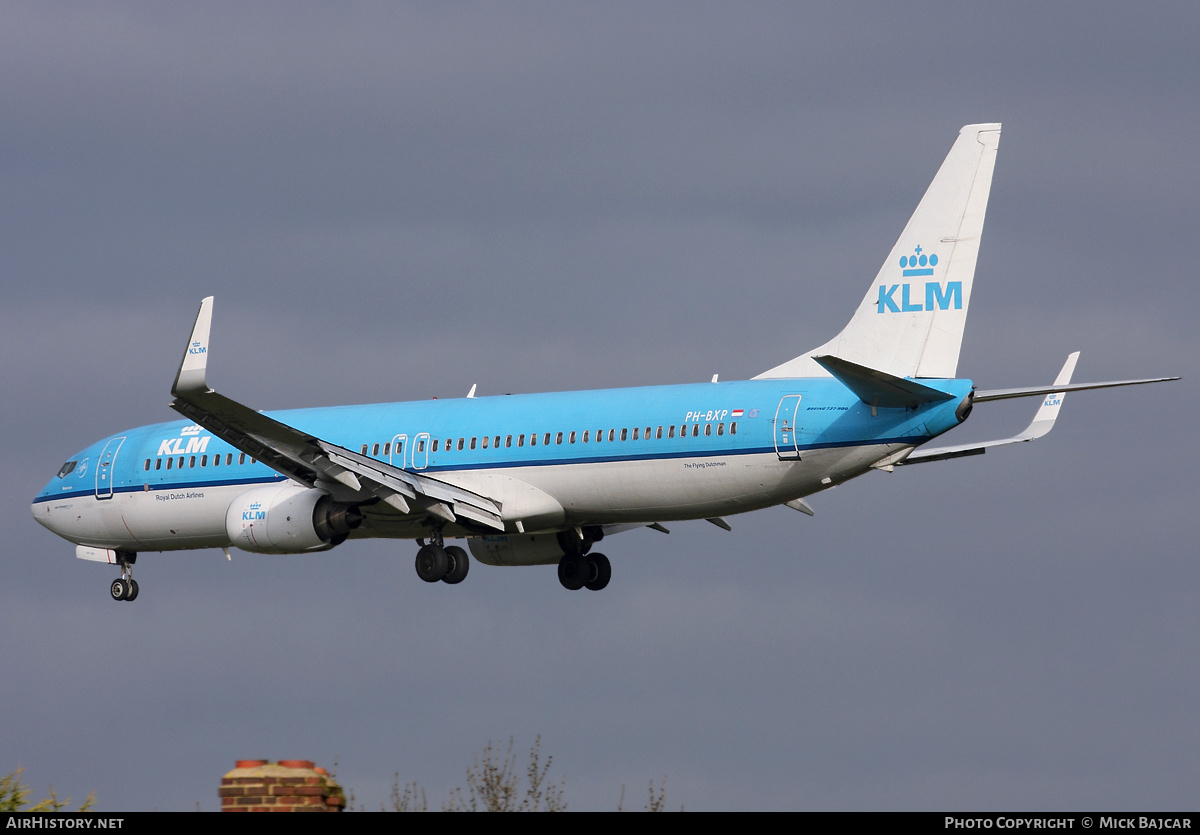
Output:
[[220, 760, 346, 812]]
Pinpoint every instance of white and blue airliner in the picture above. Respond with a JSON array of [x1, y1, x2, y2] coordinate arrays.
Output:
[[32, 124, 1177, 601]]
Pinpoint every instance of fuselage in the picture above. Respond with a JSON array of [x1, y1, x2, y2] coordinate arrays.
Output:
[[32, 376, 972, 554]]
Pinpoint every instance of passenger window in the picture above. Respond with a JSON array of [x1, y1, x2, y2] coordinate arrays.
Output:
[[717, 423, 724, 435], [518, 434, 525, 447], [213, 455, 220, 467], [433, 439, 439, 452], [361, 444, 368, 455], [470, 437, 477, 450], [656, 426, 663, 439], [556, 432, 563, 445], [544, 433, 551, 446], [457, 438, 465, 451], [382, 443, 389, 456], [621, 428, 628, 441], [239, 453, 245, 465], [506, 435, 513, 448], [705, 424, 712, 436], [188, 456, 195, 467], [482, 436, 489, 449], [569, 431, 576, 444], [155, 459, 162, 471], [144, 459, 150, 471], [530, 433, 537, 446], [692, 425, 699, 437], [372, 443, 380, 456], [166, 458, 173, 470], [178, 457, 185, 468], [731, 422, 737, 435], [445, 438, 452, 451], [397, 442, 404, 455], [668, 425, 675, 439], [417, 440, 424, 453], [201, 455, 208, 466], [494, 435, 501, 448], [645, 427, 652, 439], [583, 430, 590, 443], [632, 427, 639, 440], [608, 429, 615, 442]]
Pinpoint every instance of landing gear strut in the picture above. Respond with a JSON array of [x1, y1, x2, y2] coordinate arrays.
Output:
[[414, 531, 470, 585], [110, 552, 139, 602]]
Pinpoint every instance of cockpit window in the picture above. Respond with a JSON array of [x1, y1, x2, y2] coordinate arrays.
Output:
[[57, 461, 77, 478]]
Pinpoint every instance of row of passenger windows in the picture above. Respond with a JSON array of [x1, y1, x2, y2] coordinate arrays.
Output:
[[140, 419, 740, 474], [143, 452, 257, 471], [361, 422, 738, 457]]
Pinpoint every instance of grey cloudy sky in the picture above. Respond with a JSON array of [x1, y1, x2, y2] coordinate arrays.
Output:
[[3, 3, 1197, 811]]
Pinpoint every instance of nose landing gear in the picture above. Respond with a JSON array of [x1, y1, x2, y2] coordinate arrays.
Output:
[[109, 552, 139, 602]]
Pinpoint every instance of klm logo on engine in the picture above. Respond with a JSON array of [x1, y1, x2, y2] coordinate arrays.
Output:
[[156, 424, 210, 456], [877, 245, 962, 314], [243, 501, 265, 522]]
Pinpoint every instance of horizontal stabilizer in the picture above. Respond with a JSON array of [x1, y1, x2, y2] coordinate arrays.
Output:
[[901, 351, 1080, 465], [974, 376, 1179, 402], [813, 355, 955, 409]]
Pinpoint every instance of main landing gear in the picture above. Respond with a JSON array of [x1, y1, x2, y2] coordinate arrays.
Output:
[[414, 532, 470, 585], [109, 552, 139, 602], [555, 527, 610, 591], [557, 552, 611, 591]]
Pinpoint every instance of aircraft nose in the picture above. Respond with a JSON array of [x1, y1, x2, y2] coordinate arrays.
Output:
[[32, 499, 57, 532]]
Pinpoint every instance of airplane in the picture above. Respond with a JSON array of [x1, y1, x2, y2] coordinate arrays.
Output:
[[32, 123, 1178, 602]]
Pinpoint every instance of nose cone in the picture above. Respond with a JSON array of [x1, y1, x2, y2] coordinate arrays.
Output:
[[31, 497, 50, 527], [33, 478, 68, 536], [33, 451, 92, 541]]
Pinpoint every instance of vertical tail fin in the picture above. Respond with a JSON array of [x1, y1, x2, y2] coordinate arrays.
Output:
[[757, 123, 1001, 380]]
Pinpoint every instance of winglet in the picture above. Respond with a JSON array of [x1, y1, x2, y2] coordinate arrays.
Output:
[[1017, 351, 1079, 442], [172, 296, 214, 396]]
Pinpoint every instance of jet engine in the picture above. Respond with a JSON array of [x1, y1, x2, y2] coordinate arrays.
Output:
[[468, 527, 604, 566], [225, 483, 362, 554]]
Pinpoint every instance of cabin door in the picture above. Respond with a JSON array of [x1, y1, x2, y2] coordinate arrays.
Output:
[[411, 433, 430, 470], [772, 396, 803, 460], [389, 434, 408, 468], [95, 436, 125, 499]]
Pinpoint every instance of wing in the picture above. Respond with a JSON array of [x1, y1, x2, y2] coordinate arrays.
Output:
[[168, 298, 504, 531]]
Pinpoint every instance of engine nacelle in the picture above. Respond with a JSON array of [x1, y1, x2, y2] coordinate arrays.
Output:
[[468, 533, 566, 566], [467, 527, 604, 566], [225, 484, 362, 554]]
